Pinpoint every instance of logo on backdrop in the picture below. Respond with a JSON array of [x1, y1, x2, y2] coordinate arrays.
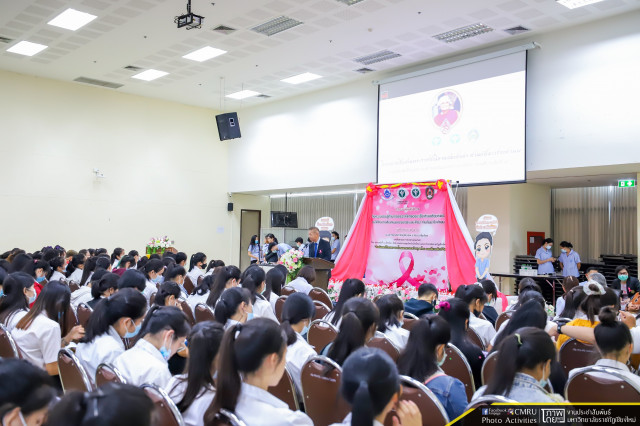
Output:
[[381, 188, 393, 200], [315, 217, 335, 231], [474, 214, 499, 281], [410, 187, 421, 199], [432, 90, 462, 134], [397, 188, 408, 200], [426, 187, 435, 200]]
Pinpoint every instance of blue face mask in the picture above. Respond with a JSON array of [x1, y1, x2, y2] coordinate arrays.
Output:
[[151, 276, 162, 283], [0, 290, 4, 298], [159, 345, 171, 361], [35, 276, 45, 283], [539, 365, 548, 389], [247, 312, 254, 321], [58, 312, 63, 321], [124, 320, 141, 339], [301, 323, 310, 336], [28, 293, 36, 304], [437, 350, 446, 367]]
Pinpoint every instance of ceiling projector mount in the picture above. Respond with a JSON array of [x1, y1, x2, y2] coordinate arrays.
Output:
[[175, 0, 204, 30]]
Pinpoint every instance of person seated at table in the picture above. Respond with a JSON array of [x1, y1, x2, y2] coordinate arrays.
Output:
[[404, 283, 438, 318], [610, 265, 640, 298], [375, 294, 410, 350], [288, 265, 315, 295], [455, 284, 495, 348]]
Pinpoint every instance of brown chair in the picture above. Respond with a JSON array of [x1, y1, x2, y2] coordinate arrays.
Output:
[[367, 335, 400, 362], [495, 310, 512, 331], [95, 363, 127, 387], [441, 343, 475, 401], [183, 276, 195, 296], [0, 323, 20, 358], [195, 303, 215, 323], [465, 395, 517, 410], [313, 301, 331, 321], [267, 365, 299, 411], [61, 307, 79, 338], [300, 356, 350, 426], [69, 281, 80, 292], [481, 351, 499, 386], [466, 327, 485, 350], [558, 338, 599, 376], [275, 295, 288, 322], [307, 319, 338, 353], [401, 318, 418, 332], [179, 300, 196, 326], [309, 287, 333, 308], [281, 285, 296, 296], [565, 365, 640, 402], [141, 383, 186, 426], [384, 376, 450, 426], [77, 303, 93, 328], [58, 348, 93, 393], [149, 292, 157, 306]]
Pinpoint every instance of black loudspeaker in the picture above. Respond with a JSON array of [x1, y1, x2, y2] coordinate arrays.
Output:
[[215, 112, 241, 140], [227, 203, 234, 212]]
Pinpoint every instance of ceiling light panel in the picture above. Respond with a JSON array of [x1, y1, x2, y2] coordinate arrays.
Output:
[[354, 50, 401, 65], [48, 8, 97, 31], [335, 0, 366, 5], [131, 69, 169, 81], [251, 16, 303, 37], [433, 23, 493, 43], [183, 46, 227, 62], [281, 72, 322, 84], [556, 0, 606, 8], [226, 90, 260, 99], [6, 41, 48, 56]]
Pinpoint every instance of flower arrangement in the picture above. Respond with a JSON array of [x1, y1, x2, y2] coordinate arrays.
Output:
[[146, 236, 174, 255], [327, 281, 419, 303], [278, 249, 305, 281]]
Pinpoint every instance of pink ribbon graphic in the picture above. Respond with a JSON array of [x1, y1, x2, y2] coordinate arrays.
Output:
[[390, 251, 425, 288]]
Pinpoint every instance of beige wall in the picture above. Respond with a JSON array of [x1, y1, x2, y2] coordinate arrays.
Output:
[[0, 69, 268, 265]]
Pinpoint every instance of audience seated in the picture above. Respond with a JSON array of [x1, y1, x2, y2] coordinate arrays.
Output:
[[323, 278, 365, 327], [48, 256, 66, 282], [556, 276, 579, 317], [186, 252, 207, 288], [240, 266, 279, 323], [66, 254, 85, 283], [375, 294, 410, 350], [480, 280, 499, 326], [87, 272, 119, 309], [141, 259, 165, 303], [166, 265, 189, 298], [214, 287, 253, 330], [325, 297, 378, 365], [455, 284, 495, 348], [288, 265, 316, 295], [117, 269, 147, 293], [154, 282, 182, 307], [0, 272, 35, 332], [265, 267, 286, 310], [403, 283, 438, 318], [204, 265, 240, 309]]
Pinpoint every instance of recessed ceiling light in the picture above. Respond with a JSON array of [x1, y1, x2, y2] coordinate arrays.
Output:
[[226, 90, 260, 100], [556, 0, 606, 8], [433, 23, 493, 43], [6, 41, 48, 56], [281, 72, 322, 85], [131, 69, 169, 81], [48, 8, 97, 31], [182, 46, 227, 62]]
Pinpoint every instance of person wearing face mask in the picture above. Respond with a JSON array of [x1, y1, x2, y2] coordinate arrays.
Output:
[[375, 294, 410, 350], [397, 316, 467, 421], [0, 272, 37, 332], [294, 237, 305, 252], [455, 284, 496, 348], [280, 293, 317, 401], [330, 231, 341, 261], [535, 238, 556, 275], [22, 260, 50, 302], [204, 265, 241, 309], [265, 242, 279, 263], [241, 266, 279, 323], [473, 327, 564, 403], [214, 287, 254, 330], [142, 259, 165, 303], [404, 283, 438, 317], [87, 272, 120, 309], [75, 288, 147, 382], [558, 241, 581, 278], [113, 306, 191, 388], [248, 234, 261, 264], [186, 252, 207, 288], [166, 265, 189, 298], [610, 265, 640, 298], [154, 282, 183, 308], [480, 279, 499, 326], [48, 256, 66, 283]]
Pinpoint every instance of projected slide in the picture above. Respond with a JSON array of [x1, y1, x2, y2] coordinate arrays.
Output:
[[377, 52, 526, 185]]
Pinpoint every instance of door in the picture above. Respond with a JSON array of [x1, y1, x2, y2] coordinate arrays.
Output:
[[527, 232, 545, 256], [240, 210, 261, 271]]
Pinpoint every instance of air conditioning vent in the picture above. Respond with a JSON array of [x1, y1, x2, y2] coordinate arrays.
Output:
[[73, 77, 123, 89], [123, 65, 143, 71], [256, 94, 271, 98], [0, 36, 13, 44], [212, 25, 236, 34], [355, 67, 374, 73], [251, 16, 303, 37], [336, 0, 365, 5], [433, 23, 493, 43], [354, 50, 400, 65], [504, 25, 530, 35]]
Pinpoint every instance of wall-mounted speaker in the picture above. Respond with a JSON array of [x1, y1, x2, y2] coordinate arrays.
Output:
[[227, 203, 234, 212], [216, 112, 241, 141]]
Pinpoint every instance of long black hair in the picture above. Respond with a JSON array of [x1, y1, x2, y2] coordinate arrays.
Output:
[[340, 347, 400, 426], [0, 358, 56, 419], [194, 274, 214, 297], [206, 266, 241, 308], [79, 256, 98, 286], [249, 234, 259, 248], [138, 305, 191, 341], [48, 256, 65, 280], [240, 265, 266, 305], [397, 315, 451, 381], [204, 319, 287, 422], [437, 298, 470, 347], [492, 299, 547, 350], [16, 281, 70, 330], [81, 288, 147, 343], [455, 284, 488, 315], [89, 272, 119, 302], [117, 269, 147, 292], [110, 247, 125, 264], [189, 252, 207, 272], [329, 278, 365, 326], [594, 306, 632, 356], [154, 282, 181, 306], [327, 297, 379, 366], [9, 253, 32, 273], [281, 293, 315, 345], [375, 294, 404, 333], [264, 267, 285, 301], [213, 287, 251, 325], [66, 254, 85, 279], [0, 272, 33, 324], [143, 259, 164, 280], [173, 321, 224, 413]]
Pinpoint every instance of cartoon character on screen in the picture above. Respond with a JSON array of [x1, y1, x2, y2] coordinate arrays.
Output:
[[432, 90, 461, 134], [475, 232, 493, 280]]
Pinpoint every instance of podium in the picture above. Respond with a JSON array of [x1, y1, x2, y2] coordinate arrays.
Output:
[[303, 258, 335, 291]]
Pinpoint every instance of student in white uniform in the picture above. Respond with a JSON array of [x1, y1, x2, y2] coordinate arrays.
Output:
[[110, 247, 125, 270], [66, 254, 85, 284], [186, 252, 207, 289], [491, 295, 551, 349], [240, 266, 279, 323], [78, 256, 99, 287], [0, 272, 36, 332], [113, 306, 191, 388], [70, 268, 108, 310], [142, 259, 165, 303], [214, 287, 254, 330], [187, 274, 213, 311], [326, 298, 379, 366], [375, 294, 410, 350], [75, 288, 147, 381], [205, 265, 241, 309], [280, 293, 317, 398], [48, 257, 67, 282], [117, 269, 147, 293], [331, 347, 422, 426], [323, 278, 366, 328], [288, 266, 315, 295], [12, 281, 84, 377], [166, 265, 189, 298], [153, 282, 182, 308], [265, 267, 286, 311], [166, 322, 224, 426], [86, 272, 119, 310], [455, 284, 495, 348], [203, 319, 314, 425]]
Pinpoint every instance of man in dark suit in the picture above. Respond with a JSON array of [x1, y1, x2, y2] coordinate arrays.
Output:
[[307, 226, 331, 261]]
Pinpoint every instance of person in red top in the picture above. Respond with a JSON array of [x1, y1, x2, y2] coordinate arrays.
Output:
[[23, 260, 50, 307], [112, 255, 135, 277]]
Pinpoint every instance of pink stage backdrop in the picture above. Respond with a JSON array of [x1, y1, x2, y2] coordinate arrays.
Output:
[[332, 180, 475, 291]]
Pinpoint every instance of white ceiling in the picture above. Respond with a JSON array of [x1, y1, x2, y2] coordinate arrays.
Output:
[[0, 0, 639, 110]]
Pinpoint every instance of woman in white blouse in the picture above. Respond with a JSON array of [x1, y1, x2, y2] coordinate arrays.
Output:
[[455, 284, 496, 348], [142, 259, 165, 303], [66, 254, 85, 284], [48, 257, 67, 283], [288, 266, 315, 295], [241, 266, 279, 323], [265, 267, 286, 311], [203, 319, 313, 425], [203, 265, 241, 309], [0, 272, 36, 332], [166, 322, 224, 426], [214, 287, 253, 330], [113, 305, 190, 388], [186, 252, 207, 289], [375, 294, 410, 350], [75, 288, 147, 381]]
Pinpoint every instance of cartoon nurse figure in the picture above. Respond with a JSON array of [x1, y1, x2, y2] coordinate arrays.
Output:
[[475, 232, 493, 280], [432, 90, 462, 134]]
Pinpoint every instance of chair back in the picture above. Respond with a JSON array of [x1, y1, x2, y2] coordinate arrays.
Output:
[[195, 303, 215, 323], [212, 409, 247, 426], [307, 319, 338, 353], [0, 323, 20, 358], [565, 365, 640, 402], [465, 395, 517, 410], [281, 285, 296, 296], [183, 276, 195, 295], [440, 343, 475, 401], [58, 348, 93, 393], [267, 366, 299, 411], [401, 318, 418, 332], [149, 292, 157, 306], [309, 287, 333, 308], [300, 356, 350, 426], [495, 310, 513, 331], [61, 308, 79, 341], [367, 335, 400, 362], [275, 295, 288, 322], [142, 383, 186, 426], [77, 303, 93, 328], [558, 338, 599, 375], [313, 301, 331, 321], [404, 312, 419, 320], [69, 281, 80, 292], [179, 300, 196, 326], [466, 327, 485, 350], [383, 376, 449, 426], [95, 363, 126, 387], [481, 351, 499, 386]]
